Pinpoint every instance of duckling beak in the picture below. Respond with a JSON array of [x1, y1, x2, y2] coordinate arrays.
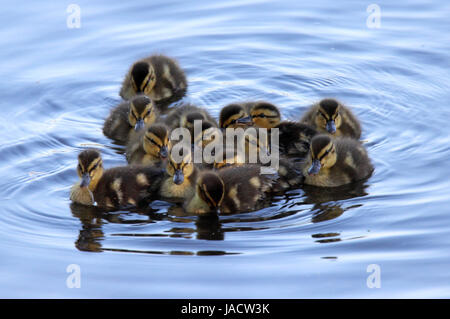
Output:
[[135, 119, 145, 131], [80, 173, 91, 188], [326, 120, 336, 134], [173, 169, 184, 185], [308, 159, 321, 176], [236, 116, 252, 124], [159, 146, 168, 159]]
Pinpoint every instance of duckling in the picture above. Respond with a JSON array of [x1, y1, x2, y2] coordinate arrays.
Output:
[[119, 54, 187, 106], [243, 102, 318, 157], [160, 150, 197, 202], [275, 121, 318, 157], [245, 101, 281, 129], [70, 149, 165, 208], [164, 104, 217, 142], [300, 98, 361, 139], [219, 103, 252, 129], [103, 95, 158, 144], [192, 121, 223, 169], [302, 134, 373, 187], [184, 165, 275, 214], [125, 123, 171, 167]]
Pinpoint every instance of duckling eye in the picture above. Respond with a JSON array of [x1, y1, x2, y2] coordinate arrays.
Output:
[[145, 136, 159, 147], [89, 162, 99, 173]]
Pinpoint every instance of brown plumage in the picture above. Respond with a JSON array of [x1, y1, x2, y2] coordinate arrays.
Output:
[[119, 54, 187, 106], [103, 95, 159, 144], [70, 149, 165, 209], [219, 103, 252, 128], [300, 98, 362, 139], [164, 104, 218, 142], [159, 151, 198, 202], [184, 165, 276, 214], [126, 123, 171, 167], [244, 101, 282, 129], [274, 121, 318, 157], [303, 134, 373, 187]]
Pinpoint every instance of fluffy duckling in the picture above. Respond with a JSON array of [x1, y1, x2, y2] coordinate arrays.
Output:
[[70, 149, 164, 208], [210, 147, 303, 190], [243, 102, 318, 157], [126, 123, 171, 167], [303, 134, 373, 187], [160, 150, 197, 202], [219, 103, 252, 129], [184, 165, 275, 214], [245, 101, 281, 129], [164, 104, 217, 142], [275, 121, 318, 157], [300, 98, 361, 139], [103, 95, 158, 144], [119, 54, 187, 105]]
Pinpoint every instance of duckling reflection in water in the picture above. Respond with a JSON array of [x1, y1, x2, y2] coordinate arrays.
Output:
[[300, 98, 361, 139], [70, 149, 165, 209], [120, 54, 187, 106], [303, 134, 373, 187], [103, 95, 159, 144]]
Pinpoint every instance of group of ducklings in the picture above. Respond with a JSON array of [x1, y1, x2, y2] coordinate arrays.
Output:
[[70, 54, 374, 214]]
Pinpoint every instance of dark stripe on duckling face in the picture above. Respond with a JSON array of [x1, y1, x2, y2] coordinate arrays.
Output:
[[220, 104, 251, 128], [77, 151, 102, 187], [143, 128, 170, 159], [168, 152, 192, 185], [250, 103, 281, 128], [318, 99, 341, 134], [308, 135, 334, 175], [129, 96, 155, 130], [197, 172, 225, 210], [131, 62, 156, 94], [131, 62, 149, 93]]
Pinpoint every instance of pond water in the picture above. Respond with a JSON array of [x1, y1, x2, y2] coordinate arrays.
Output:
[[0, 0, 449, 298]]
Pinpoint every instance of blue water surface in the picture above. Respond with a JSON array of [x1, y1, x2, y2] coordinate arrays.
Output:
[[0, 0, 449, 298]]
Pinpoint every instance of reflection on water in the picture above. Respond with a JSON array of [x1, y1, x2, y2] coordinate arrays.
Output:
[[71, 179, 371, 254]]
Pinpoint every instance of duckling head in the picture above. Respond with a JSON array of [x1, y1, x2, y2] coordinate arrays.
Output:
[[307, 134, 337, 175], [128, 95, 157, 131], [219, 104, 252, 128], [196, 171, 225, 211], [76, 149, 104, 192], [181, 111, 207, 132], [166, 150, 194, 185], [315, 98, 342, 134], [142, 124, 171, 160], [249, 102, 281, 128], [130, 61, 156, 96]]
